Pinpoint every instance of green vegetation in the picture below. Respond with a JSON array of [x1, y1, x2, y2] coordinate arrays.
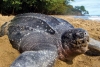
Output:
[[74, 6, 89, 15], [0, 0, 89, 15]]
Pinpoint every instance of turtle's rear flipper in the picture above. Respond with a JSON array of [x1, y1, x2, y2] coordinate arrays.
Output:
[[0, 22, 9, 37], [10, 50, 58, 67], [85, 38, 100, 56]]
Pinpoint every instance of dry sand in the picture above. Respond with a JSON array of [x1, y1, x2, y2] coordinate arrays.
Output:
[[0, 14, 100, 67]]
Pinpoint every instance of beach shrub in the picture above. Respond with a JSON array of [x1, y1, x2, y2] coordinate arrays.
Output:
[[0, 0, 88, 15]]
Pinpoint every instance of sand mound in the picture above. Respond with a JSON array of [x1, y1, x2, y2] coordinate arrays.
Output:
[[0, 15, 100, 67]]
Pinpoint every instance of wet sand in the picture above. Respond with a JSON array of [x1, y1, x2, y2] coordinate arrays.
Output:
[[0, 15, 100, 67]]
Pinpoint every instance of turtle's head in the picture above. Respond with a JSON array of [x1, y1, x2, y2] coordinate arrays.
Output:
[[0, 22, 9, 37], [60, 28, 89, 63]]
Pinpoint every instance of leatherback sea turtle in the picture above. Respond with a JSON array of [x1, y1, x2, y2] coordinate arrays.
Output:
[[0, 13, 100, 67]]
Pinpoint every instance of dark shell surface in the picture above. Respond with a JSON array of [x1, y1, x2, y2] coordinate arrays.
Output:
[[12, 13, 74, 35], [8, 13, 74, 52]]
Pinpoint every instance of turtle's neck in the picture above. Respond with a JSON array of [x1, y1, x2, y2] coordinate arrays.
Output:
[[57, 44, 82, 64]]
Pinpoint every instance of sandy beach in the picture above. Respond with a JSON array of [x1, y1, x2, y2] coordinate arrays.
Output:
[[0, 15, 100, 67]]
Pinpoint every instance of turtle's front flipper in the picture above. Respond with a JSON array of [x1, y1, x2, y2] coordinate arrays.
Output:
[[10, 50, 58, 67], [0, 22, 10, 37], [85, 38, 100, 56]]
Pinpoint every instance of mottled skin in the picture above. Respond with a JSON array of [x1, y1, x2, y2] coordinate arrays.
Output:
[[0, 13, 100, 67]]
